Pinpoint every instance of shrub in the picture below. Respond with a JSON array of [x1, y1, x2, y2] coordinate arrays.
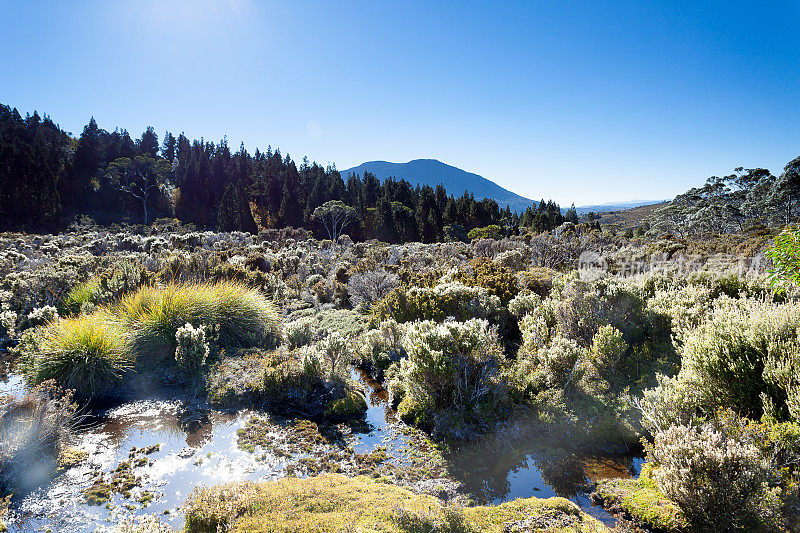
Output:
[[0, 310, 17, 339], [493, 249, 528, 271], [357, 319, 406, 376], [284, 316, 319, 348], [517, 267, 558, 297], [373, 282, 502, 325], [553, 278, 652, 347], [677, 298, 800, 420], [650, 423, 780, 531], [767, 225, 800, 294], [456, 258, 519, 304], [26, 305, 59, 327], [319, 332, 350, 381], [389, 319, 507, 438], [261, 349, 327, 406], [174, 323, 210, 375], [117, 281, 281, 364], [207, 349, 324, 410], [347, 268, 399, 309], [24, 314, 132, 398], [534, 336, 584, 388], [507, 290, 540, 318], [589, 325, 627, 372], [519, 304, 555, 354], [467, 225, 502, 241]]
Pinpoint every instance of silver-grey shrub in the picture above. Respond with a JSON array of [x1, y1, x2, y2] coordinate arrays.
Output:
[[650, 423, 780, 531], [347, 267, 399, 309]]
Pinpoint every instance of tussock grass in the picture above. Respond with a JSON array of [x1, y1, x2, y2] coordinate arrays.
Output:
[[26, 313, 131, 398], [24, 281, 280, 399], [117, 281, 280, 363], [61, 279, 102, 316], [0, 381, 78, 494]]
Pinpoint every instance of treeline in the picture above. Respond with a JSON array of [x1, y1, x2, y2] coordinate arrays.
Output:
[[0, 104, 566, 241]]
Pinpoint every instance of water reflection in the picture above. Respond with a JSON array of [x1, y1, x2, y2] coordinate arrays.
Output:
[[0, 365, 642, 532]]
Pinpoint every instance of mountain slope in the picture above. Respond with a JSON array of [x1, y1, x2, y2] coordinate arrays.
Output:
[[341, 159, 536, 213]]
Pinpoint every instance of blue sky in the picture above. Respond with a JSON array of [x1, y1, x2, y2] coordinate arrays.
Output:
[[1, 1, 798, 205]]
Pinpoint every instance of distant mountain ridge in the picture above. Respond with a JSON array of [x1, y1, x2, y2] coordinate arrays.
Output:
[[341, 159, 537, 213], [342, 159, 664, 215], [575, 199, 666, 214]]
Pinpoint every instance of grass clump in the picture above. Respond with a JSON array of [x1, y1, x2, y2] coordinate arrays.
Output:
[[183, 473, 608, 533], [24, 313, 131, 398], [0, 381, 78, 495], [118, 281, 281, 364], [23, 281, 280, 400]]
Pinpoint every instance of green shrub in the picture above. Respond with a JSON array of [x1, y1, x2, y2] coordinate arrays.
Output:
[[467, 225, 502, 241], [553, 278, 653, 347], [768, 226, 800, 294], [357, 319, 406, 376], [456, 258, 519, 304], [284, 316, 319, 348], [532, 336, 584, 388], [589, 325, 628, 372], [319, 332, 350, 381], [24, 313, 132, 398], [389, 319, 507, 439], [517, 267, 558, 297], [373, 282, 502, 325], [507, 290, 540, 318], [675, 298, 800, 421]]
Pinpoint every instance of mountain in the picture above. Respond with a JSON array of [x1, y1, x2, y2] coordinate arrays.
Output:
[[341, 159, 537, 213], [574, 199, 666, 214]]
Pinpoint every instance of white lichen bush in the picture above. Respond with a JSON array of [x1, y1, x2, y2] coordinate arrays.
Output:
[[392, 319, 505, 413], [0, 309, 18, 338], [676, 297, 800, 419], [320, 332, 350, 381], [358, 319, 406, 374], [493, 249, 528, 271], [507, 290, 541, 318], [347, 268, 398, 309], [26, 305, 59, 327], [174, 323, 210, 374], [534, 336, 585, 388], [650, 423, 780, 531], [284, 317, 319, 349]]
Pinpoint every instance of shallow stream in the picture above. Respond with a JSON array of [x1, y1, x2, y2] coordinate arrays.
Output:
[[0, 363, 641, 532]]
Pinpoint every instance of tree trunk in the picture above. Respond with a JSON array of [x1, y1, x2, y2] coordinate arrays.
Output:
[[142, 197, 148, 225]]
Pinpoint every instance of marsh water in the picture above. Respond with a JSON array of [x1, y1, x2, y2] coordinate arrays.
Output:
[[0, 361, 641, 532]]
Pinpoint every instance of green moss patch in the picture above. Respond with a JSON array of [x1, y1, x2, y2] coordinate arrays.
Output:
[[591, 462, 689, 532], [184, 473, 609, 532], [324, 389, 367, 419]]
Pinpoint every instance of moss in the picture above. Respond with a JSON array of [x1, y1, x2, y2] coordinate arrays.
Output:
[[324, 389, 367, 419], [237, 417, 338, 455], [183, 473, 609, 533], [137, 490, 156, 506], [84, 480, 113, 505], [83, 458, 145, 504], [57, 447, 88, 471], [591, 462, 689, 532]]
